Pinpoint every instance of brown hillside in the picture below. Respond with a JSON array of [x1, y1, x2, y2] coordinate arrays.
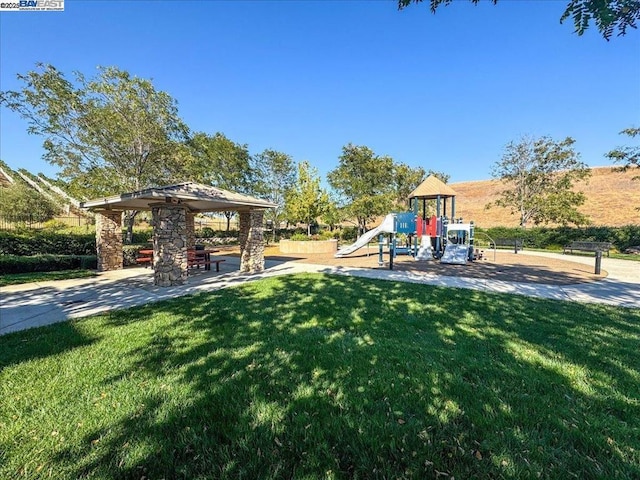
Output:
[[452, 166, 640, 227]]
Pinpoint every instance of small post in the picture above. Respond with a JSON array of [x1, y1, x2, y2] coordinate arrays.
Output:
[[378, 234, 384, 266], [595, 251, 602, 275], [389, 234, 394, 270]]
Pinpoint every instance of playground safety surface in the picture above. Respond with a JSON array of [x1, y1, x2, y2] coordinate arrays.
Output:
[[261, 246, 606, 286]]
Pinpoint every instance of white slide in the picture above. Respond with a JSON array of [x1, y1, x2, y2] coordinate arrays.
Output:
[[440, 244, 470, 265], [335, 214, 395, 257]]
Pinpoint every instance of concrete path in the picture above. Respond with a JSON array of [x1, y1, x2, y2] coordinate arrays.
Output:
[[1, 252, 638, 336]]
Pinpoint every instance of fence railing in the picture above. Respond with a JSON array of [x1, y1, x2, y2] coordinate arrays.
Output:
[[0, 215, 94, 230]]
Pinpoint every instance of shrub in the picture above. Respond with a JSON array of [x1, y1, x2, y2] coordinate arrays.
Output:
[[0, 254, 97, 274], [340, 227, 358, 242], [0, 231, 95, 256]]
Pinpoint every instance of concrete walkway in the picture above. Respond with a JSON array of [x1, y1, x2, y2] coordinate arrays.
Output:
[[1, 252, 638, 336]]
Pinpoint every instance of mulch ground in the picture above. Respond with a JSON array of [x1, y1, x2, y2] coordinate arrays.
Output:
[[256, 246, 606, 286]]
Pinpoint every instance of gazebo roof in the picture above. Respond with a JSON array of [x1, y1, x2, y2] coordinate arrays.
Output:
[[81, 182, 277, 212], [408, 175, 457, 199]]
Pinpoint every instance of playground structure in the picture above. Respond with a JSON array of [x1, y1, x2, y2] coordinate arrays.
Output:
[[335, 175, 477, 266]]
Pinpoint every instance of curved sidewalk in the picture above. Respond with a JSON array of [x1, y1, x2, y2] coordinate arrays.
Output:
[[1, 252, 638, 336]]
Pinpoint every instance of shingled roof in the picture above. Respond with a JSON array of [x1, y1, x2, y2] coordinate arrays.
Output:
[[408, 175, 457, 199], [81, 182, 276, 212]]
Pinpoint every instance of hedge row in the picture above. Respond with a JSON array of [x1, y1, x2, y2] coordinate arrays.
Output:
[[0, 231, 96, 256], [0, 255, 97, 274], [475, 225, 640, 252]]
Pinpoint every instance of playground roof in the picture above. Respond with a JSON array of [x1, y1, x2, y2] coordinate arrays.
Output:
[[81, 182, 277, 212], [408, 175, 457, 199]]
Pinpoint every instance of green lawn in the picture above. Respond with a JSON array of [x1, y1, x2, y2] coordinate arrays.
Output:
[[1, 273, 638, 479], [0, 269, 97, 287]]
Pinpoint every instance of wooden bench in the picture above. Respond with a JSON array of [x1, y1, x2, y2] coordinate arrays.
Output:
[[563, 241, 612, 257], [489, 238, 523, 252]]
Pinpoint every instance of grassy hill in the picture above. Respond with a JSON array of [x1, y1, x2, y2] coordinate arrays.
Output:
[[452, 166, 640, 228]]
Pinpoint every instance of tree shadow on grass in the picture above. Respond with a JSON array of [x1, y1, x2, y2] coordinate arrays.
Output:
[[5, 273, 639, 479], [0, 321, 96, 370]]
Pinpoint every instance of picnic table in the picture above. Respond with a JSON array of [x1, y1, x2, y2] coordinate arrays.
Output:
[[136, 248, 224, 271]]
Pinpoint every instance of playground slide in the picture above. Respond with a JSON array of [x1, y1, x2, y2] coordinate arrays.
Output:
[[440, 244, 470, 265], [335, 214, 396, 257]]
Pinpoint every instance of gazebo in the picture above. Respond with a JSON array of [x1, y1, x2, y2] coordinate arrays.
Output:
[[81, 182, 276, 286]]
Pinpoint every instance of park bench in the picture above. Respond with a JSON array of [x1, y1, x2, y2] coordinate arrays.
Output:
[[563, 241, 612, 257], [489, 238, 524, 252]]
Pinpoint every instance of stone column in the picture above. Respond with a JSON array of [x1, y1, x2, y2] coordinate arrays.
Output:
[[151, 204, 188, 286], [186, 211, 196, 249], [239, 210, 265, 273], [95, 211, 123, 272]]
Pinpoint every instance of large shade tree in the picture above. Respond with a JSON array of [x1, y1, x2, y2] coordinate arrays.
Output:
[[0, 64, 190, 242], [398, 0, 640, 40], [487, 136, 592, 228], [327, 144, 395, 235], [185, 132, 255, 231]]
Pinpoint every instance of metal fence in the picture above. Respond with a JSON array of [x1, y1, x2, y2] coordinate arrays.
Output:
[[0, 215, 94, 230]]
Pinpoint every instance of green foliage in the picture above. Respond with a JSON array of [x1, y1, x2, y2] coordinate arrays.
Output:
[[198, 227, 239, 239], [0, 231, 95, 256], [286, 161, 331, 236], [0, 183, 61, 221], [488, 136, 592, 228], [253, 149, 296, 241], [397, 0, 640, 40], [1, 274, 639, 478], [0, 64, 190, 197], [340, 226, 359, 242], [393, 163, 426, 207], [476, 225, 640, 251], [328, 144, 395, 234], [0, 254, 97, 274], [607, 127, 640, 177]]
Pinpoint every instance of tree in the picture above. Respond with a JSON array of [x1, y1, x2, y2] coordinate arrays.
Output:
[[0, 63, 190, 242], [0, 183, 60, 222], [397, 0, 640, 40], [606, 127, 640, 174], [185, 132, 255, 230], [253, 149, 296, 242], [393, 163, 426, 208], [487, 136, 591, 228], [327, 144, 395, 235], [286, 161, 330, 236]]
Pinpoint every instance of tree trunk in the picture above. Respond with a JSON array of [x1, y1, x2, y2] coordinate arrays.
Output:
[[123, 210, 138, 244], [307, 223, 311, 236], [224, 211, 232, 231]]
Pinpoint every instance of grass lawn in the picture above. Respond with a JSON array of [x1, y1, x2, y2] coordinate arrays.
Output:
[[1, 273, 638, 479], [0, 270, 97, 287]]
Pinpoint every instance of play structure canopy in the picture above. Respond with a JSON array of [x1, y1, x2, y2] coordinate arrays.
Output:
[[408, 175, 457, 200]]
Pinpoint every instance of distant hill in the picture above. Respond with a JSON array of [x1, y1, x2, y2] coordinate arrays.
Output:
[[452, 166, 640, 228]]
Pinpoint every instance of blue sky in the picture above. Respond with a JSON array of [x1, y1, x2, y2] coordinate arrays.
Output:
[[1, 0, 639, 185]]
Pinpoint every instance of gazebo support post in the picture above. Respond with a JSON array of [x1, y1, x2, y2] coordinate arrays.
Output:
[[151, 203, 188, 286], [186, 211, 196, 249], [95, 210, 123, 272], [239, 210, 265, 273]]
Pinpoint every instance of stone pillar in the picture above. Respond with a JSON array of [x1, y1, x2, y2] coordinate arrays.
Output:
[[151, 204, 188, 286], [239, 210, 265, 273], [95, 211, 123, 271], [186, 211, 196, 249]]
